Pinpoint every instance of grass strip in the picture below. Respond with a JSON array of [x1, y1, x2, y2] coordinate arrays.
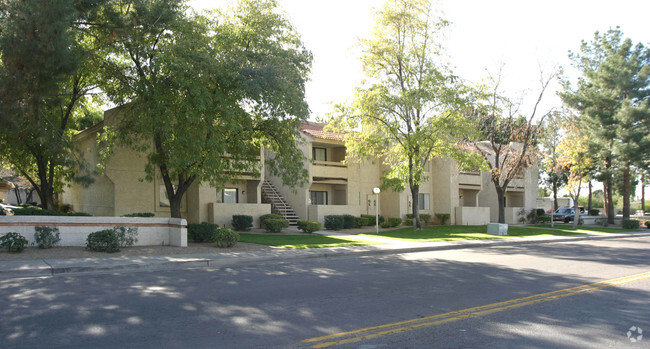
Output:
[[359, 225, 583, 242], [239, 234, 380, 249]]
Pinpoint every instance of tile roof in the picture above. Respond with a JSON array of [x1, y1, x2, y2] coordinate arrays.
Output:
[[299, 123, 346, 141]]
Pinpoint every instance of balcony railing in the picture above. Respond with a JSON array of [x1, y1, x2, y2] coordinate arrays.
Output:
[[313, 160, 346, 168]]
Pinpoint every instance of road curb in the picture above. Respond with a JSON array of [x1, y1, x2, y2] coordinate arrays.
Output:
[[2, 232, 649, 278]]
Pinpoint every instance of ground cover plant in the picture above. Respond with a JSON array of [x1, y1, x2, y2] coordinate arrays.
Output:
[[238, 234, 380, 249], [530, 224, 636, 233]]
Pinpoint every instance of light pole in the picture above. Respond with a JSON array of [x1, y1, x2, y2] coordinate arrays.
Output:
[[373, 187, 381, 234]]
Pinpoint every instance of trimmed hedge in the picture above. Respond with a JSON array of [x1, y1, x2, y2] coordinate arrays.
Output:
[[324, 215, 344, 230], [86, 229, 120, 253], [380, 217, 402, 228], [342, 215, 355, 229], [403, 218, 413, 226], [538, 216, 551, 223], [122, 212, 155, 217], [12, 206, 91, 216], [297, 220, 322, 233], [215, 228, 239, 248], [622, 219, 640, 230], [231, 215, 253, 231], [588, 209, 600, 216], [435, 213, 450, 225], [361, 214, 384, 225], [260, 214, 283, 229], [188, 222, 218, 242], [264, 218, 289, 233]]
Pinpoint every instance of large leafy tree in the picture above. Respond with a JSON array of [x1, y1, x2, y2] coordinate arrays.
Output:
[[0, 0, 105, 210], [328, 0, 484, 229], [470, 66, 556, 223], [98, 0, 311, 218], [540, 111, 568, 211], [560, 28, 650, 222]]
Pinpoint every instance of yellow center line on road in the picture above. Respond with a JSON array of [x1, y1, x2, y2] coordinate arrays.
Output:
[[302, 271, 650, 348]]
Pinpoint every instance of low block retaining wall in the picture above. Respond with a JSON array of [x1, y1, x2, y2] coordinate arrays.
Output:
[[0, 216, 187, 247]]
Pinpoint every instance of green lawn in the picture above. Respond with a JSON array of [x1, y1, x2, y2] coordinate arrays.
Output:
[[530, 224, 644, 234], [359, 225, 584, 242], [239, 234, 381, 249]]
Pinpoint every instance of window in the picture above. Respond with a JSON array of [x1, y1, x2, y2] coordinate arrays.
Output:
[[418, 193, 430, 210], [310, 191, 328, 205], [222, 188, 238, 204], [313, 147, 327, 161], [159, 185, 171, 207]]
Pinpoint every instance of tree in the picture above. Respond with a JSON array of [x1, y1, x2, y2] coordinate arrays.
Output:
[[470, 66, 556, 223], [98, 0, 311, 218], [560, 28, 650, 222], [539, 111, 569, 211], [557, 116, 593, 228], [327, 0, 484, 229], [0, 0, 105, 210]]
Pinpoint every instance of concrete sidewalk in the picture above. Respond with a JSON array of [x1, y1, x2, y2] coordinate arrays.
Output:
[[1, 231, 649, 279]]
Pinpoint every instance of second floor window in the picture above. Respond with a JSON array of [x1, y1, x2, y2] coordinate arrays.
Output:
[[313, 147, 327, 161]]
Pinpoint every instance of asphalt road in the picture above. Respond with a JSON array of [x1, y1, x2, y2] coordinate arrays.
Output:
[[1, 236, 649, 348]]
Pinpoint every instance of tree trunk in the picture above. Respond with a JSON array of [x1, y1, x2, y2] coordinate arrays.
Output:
[[642, 173, 646, 215], [622, 163, 631, 220], [604, 158, 615, 224], [496, 187, 506, 223], [169, 196, 183, 219], [552, 181, 558, 211], [587, 181, 592, 211], [410, 184, 421, 230]]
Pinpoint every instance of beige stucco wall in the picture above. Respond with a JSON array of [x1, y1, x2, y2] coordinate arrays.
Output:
[[307, 204, 362, 224], [207, 203, 271, 228], [455, 206, 491, 225]]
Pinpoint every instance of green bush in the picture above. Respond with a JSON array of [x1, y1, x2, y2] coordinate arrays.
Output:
[[264, 218, 289, 233], [622, 219, 640, 230], [214, 228, 239, 248], [297, 220, 322, 233], [122, 212, 155, 217], [86, 229, 120, 253], [324, 215, 344, 230], [231, 215, 253, 231], [260, 214, 283, 228], [0, 232, 29, 252], [535, 208, 546, 217], [187, 222, 218, 242], [435, 213, 450, 225], [342, 215, 355, 229], [419, 214, 432, 224], [645, 221, 650, 229], [33, 226, 60, 249], [405, 213, 414, 219], [403, 218, 413, 226], [354, 217, 365, 228], [113, 226, 138, 247], [588, 209, 600, 216], [380, 217, 402, 228], [12, 206, 90, 216], [361, 214, 384, 225], [538, 216, 551, 223]]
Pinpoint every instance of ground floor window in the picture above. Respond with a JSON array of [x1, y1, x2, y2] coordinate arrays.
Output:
[[222, 188, 238, 204], [418, 193, 430, 210], [310, 191, 328, 205]]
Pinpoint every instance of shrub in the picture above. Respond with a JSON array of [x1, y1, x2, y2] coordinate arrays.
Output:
[[354, 217, 365, 228], [380, 217, 402, 228], [214, 228, 239, 248], [86, 229, 120, 253], [405, 213, 414, 219], [34, 226, 60, 249], [260, 214, 283, 228], [187, 222, 218, 242], [361, 214, 384, 225], [435, 213, 450, 225], [113, 226, 138, 248], [588, 209, 600, 216], [645, 221, 650, 229], [231, 215, 253, 231], [324, 215, 344, 230], [538, 216, 551, 223], [12, 206, 91, 216], [596, 218, 609, 227], [0, 232, 29, 252], [264, 218, 289, 233], [403, 218, 413, 226], [122, 212, 155, 217], [622, 219, 640, 230], [342, 215, 356, 229], [297, 220, 322, 233], [419, 214, 431, 224], [535, 208, 546, 217]]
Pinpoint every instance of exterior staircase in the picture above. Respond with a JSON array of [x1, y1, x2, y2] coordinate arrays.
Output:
[[261, 179, 299, 225]]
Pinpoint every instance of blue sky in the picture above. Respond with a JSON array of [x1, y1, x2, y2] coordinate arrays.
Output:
[[191, 0, 650, 121]]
